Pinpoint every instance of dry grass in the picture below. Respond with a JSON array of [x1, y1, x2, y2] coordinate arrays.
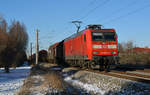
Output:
[[41, 63, 57, 68], [17, 87, 31, 95], [17, 77, 34, 95], [17, 64, 66, 95], [42, 72, 65, 90]]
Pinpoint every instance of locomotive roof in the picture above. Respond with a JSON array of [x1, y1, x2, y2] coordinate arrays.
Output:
[[64, 29, 114, 41], [64, 30, 84, 41]]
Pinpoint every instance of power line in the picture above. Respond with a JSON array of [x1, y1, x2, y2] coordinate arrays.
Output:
[[102, 4, 150, 25], [86, 0, 98, 7], [78, 0, 111, 21], [93, 0, 139, 22], [71, 0, 98, 21]]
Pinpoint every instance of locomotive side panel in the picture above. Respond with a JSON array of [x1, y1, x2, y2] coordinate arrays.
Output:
[[64, 31, 88, 65], [81, 34, 88, 58], [85, 30, 93, 60]]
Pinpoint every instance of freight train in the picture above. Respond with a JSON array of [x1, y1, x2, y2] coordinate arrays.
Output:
[[48, 25, 119, 71]]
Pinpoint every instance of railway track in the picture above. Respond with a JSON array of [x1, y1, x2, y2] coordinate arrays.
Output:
[[136, 69, 150, 73], [82, 69, 150, 85], [111, 70, 150, 79]]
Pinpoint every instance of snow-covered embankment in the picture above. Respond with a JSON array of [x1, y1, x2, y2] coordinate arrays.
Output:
[[0, 67, 31, 95]]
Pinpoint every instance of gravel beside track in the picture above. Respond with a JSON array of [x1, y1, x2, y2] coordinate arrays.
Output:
[[84, 69, 150, 85], [63, 68, 150, 95]]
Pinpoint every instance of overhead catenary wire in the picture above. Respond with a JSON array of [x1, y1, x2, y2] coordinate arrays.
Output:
[[71, 0, 98, 22], [102, 3, 150, 25], [91, 0, 139, 22], [78, 0, 111, 21], [87, 0, 98, 7], [37, 30, 56, 50], [70, 0, 103, 33]]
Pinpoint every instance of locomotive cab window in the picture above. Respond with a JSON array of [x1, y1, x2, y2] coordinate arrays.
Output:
[[92, 32, 116, 41], [92, 32, 103, 41], [103, 32, 116, 41]]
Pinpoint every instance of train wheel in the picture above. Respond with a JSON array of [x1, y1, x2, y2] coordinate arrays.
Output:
[[107, 64, 110, 72], [104, 59, 110, 72], [87, 61, 92, 69], [83, 61, 89, 69], [87, 62, 90, 69], [90, 61, 96, 69], [80, 61, 85, 69], [79, 60, 82, 68], [99, 58, 104, 71], [79, 60, 84, 69], [84, 61, 88, 69], [79, 61, 82, 68], [99, 64, 104, 71], [75, 60, 78, 66]]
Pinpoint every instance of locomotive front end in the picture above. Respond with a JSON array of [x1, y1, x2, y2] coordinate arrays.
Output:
[[92, 31, 118, 56], [88, 25, 119, 70]]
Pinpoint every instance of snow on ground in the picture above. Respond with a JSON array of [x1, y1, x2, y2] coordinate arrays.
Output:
[[64, 76, 105, 95], [0, 66, 31, 95]]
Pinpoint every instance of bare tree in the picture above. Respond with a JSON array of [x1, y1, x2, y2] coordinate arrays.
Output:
[[0, 18, 28, 73], [8, 21, 28, 51], [0, 17, 8, 68], [118, 43, 124, 53], [0, 17, 7, 33], [126, 41, 134, 50]]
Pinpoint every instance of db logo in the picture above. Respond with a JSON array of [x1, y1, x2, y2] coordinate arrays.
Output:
[[102, 45, 108, 49]]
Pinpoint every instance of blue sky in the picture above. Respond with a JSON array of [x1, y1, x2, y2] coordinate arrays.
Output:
[[0, 0, 150, 53]]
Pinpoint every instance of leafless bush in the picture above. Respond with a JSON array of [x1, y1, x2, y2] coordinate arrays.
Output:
[[119, 41, 150, 66]]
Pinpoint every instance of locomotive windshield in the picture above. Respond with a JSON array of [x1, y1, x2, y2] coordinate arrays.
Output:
[[92, 33, 103, 41], [92, 32, 116, 41]]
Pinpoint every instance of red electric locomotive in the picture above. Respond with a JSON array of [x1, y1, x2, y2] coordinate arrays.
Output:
[[48, 25, 119, 71]]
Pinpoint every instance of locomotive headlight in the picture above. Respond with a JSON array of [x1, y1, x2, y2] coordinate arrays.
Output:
[[93, 51, 99, 54], [93, 45, 102, 49], [108, 45, 117, 49]]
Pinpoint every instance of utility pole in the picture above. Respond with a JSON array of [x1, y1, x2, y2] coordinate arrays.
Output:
[[30, 43, 32, 63], [71, 21, 82, 33], [35, 29, 39, 65]]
